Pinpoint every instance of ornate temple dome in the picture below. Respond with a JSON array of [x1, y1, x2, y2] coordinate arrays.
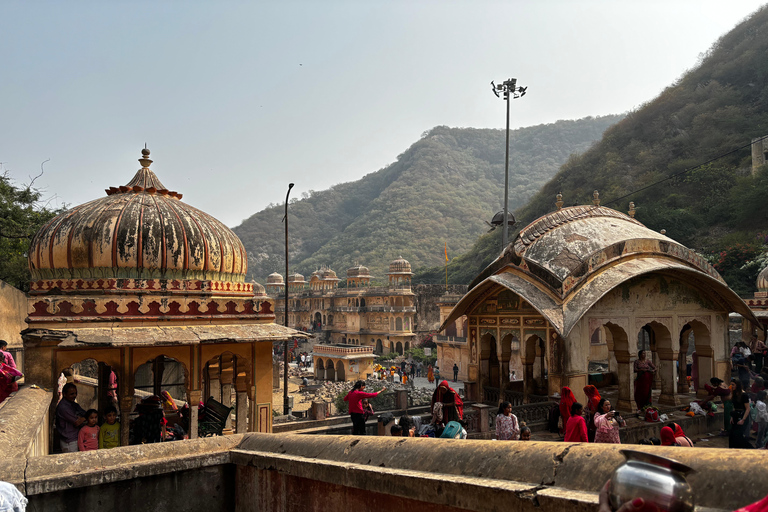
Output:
[[267, 272, 285, 285], [757, 263, 768, 292], [287, 273, 305, 284], [388, 256, 413, 275], [28, 149, 247, 283], [346, 264, 370, 278]]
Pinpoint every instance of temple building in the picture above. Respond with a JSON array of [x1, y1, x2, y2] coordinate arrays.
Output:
[[21, 148, 304, 446], [266, 258, 417, 356], [441, 193, 759, 410]]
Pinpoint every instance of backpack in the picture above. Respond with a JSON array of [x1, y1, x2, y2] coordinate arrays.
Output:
[[644, 408, 659, 422], [440, 421, 464, 439]]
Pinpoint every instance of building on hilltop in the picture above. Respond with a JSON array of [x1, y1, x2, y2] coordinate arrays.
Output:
[[22, 148, 305, 447], [441, 192, 760, 410], [267, 258, 417, 365]]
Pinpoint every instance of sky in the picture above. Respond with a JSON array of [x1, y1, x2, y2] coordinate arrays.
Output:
[[1, 1, 766, 227]]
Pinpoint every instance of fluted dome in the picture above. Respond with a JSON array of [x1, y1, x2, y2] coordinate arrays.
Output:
[[29, 149, 247, 283], [287, 273, 305, 283], [267, 272, 284, 284], [758, 263, 768, 292], [388, 256, 412, 275], [347, 264, 370, 278]]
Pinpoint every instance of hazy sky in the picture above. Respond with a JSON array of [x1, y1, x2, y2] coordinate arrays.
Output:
[[1, 1, 765, 226]]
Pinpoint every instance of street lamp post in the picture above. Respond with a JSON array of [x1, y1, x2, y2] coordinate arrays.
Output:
[[283, 182, 294, 415], [490, 78, 527, 250]]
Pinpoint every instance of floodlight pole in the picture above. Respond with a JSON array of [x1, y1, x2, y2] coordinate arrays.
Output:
[[491, 78, 526, 250], [283, 182, 294, 415]]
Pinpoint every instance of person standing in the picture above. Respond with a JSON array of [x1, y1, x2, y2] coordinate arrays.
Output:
[[409, 362, 415, 380], [564, 402, 588, 443], [453, 363, 459, 382], [56, 383, 86, 452], [633, 350, 656, 410], [495, 401, 520, 440], [593, 398, 622, 444], [417, 362, 423, 378], [344, 381, 383, 435], [431, 381, 464, 424]]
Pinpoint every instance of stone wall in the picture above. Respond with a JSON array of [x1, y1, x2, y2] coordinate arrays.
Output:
[[1, 430, 767, 511], [0, 279, 27, 350], [413, 284, 468, 335]]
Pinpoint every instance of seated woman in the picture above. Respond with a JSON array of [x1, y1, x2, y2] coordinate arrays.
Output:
[[431, 381, 464, 424], [660, 426, 692, 447], [671, 422, 693, 447]]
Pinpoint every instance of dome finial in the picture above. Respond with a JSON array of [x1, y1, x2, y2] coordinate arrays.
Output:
[[139, 146, 153, 168]]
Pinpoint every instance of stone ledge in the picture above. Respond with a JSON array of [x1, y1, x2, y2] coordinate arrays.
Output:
[[235, 433, 765, 511], [21, 434, 243, 495], [0, 386, 51, 458]]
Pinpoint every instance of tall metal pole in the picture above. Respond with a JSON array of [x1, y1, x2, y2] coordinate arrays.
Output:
[[502, 91, 510, 249], [283, 182, 294, 415]]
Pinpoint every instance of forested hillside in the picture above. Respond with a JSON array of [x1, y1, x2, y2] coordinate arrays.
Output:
[[419, 5, 768, 295], [234, 116, 622, 282]]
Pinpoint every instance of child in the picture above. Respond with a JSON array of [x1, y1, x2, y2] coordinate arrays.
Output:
[[520, 422, 531, 441], [362, 398, 374, 423], [755, 390, 768, 449], [99, 405, 121, 449], [78, 409, 100, 451]]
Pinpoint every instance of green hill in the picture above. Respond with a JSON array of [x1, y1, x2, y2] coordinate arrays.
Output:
[[421, 5, 768, 295], [234, 116, 622, 283]]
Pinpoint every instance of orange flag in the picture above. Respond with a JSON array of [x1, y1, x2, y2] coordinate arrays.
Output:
[[444, 242, 449, 262]]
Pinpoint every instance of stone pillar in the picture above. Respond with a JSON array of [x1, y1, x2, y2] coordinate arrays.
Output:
[[208, 363, 221, 403], [473, 403, 491, 434], [652, 351, 662, 390], [522, 363, 534, 398], [614, 353, 636, 413], [677, 350, 689, 394], [395, 389, 409, 411], [696, 353, 714, 398], [311, 401, 326, 421], [236, 391, 248, 433], [463, 381, 478, 402], [657, 350, 680, 406], [189, 390, 202, 439], [119, 392, 133, 447]]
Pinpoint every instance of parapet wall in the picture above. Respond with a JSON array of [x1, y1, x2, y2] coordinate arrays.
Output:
[[1, 431, 766, 512], [0, 279, 27, 350]]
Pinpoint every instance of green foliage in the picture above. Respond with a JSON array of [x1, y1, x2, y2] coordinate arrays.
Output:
[[333, 383, 388, 415], [404, 346, 436, 366], [0, 173, 63, 291], [419, 6, 768, 294], [233, 116, 622, 283]]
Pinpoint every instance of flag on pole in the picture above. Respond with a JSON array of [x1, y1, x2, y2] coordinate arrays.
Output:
[[445, 242, 449, 262]]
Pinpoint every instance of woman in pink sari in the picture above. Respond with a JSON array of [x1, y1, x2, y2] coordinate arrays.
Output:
[[634, 350, 656, 410]]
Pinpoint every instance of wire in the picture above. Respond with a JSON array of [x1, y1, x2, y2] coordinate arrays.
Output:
[[603, 133, 768, 208]]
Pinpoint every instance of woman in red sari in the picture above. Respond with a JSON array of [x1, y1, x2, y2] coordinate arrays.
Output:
[[583, 385, 601, 442], [634, 350, 656, 410], [559, 387, 577, 435], [432, 380, 464, 424]]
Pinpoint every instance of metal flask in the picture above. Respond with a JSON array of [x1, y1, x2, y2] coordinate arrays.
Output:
[[609, 449, 695, 512]]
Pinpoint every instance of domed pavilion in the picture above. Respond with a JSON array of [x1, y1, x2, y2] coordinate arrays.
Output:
[[22, 149, 305, 445], [441, 195, 759, 411]]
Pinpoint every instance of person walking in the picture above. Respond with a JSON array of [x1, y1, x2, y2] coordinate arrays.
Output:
[[344, 381, 383, 435], [453, 363, 459, 382]]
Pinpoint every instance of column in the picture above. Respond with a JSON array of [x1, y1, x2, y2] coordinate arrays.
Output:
[[189, 389, 202, 439], [614, 353, 636, 413], [677, 349, 689, 394], [657, 349, 680, 405], [236, 390, 248, 433]]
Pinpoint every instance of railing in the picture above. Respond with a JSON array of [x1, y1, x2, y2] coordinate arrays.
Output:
[[367, 305, 391, 312], [313, 345, 374, 356], [434, 335, 467, 343], [483, 387, 551, 408], [483, 386, 500, 404], [391, 306, 416, 312], [503, 390, 525, 407], [464, 408, 480, 433]]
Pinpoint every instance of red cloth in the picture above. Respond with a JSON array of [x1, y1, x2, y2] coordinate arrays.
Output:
[[736, 495, 768, 512], [671, 422, 686, 438], [431, 380, 464, 419], [564, 415, 588, 442], [344, 389, 378, 414], [583, 385, 601, 412], [660, 426, 677, 446], [559, 387, 577, 424], [635, 370, 654, 408]]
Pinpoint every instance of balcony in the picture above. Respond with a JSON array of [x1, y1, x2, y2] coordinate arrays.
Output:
[[435, 335, 467, 343], [391, 306, 416, 313], [313, 344, 375, 357]]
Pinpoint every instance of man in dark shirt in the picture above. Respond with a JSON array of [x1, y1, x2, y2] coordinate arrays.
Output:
[[453, 364, 459, 382], [56, 383, 85, 452]]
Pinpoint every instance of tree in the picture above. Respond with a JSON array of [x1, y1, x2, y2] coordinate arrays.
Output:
[[0, 172, 63, 291]]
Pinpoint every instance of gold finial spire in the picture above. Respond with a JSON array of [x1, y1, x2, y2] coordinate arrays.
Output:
[[628, 201, 636, 218], [555, 193, 564, 210], [139, 147, 153, 168], [660, 229, 667, 235], [592, 190, 600, 206]]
